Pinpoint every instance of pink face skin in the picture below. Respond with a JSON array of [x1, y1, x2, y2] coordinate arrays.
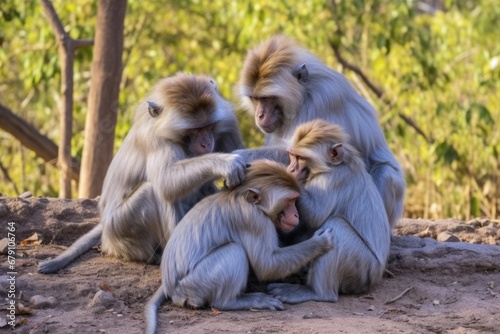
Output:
[[287, 152, 309, 183], [277, 196, 300, 233], [187, 124, 215, 155], [251, 96, 283, 133]]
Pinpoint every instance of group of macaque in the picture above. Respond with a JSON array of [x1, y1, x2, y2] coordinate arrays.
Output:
[[38, 35, 405, 333]]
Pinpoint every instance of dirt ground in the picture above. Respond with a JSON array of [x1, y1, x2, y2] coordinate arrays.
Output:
[[1, 196, 499, 334]]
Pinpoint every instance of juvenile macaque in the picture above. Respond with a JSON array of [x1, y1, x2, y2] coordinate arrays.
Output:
[[267, 120, 391, 303], [144, 160, 334, 333], [38, 73, 245, 273], [237, 35, 405, 229]]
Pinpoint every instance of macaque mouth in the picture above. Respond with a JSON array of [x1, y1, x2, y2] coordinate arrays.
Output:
[[278, 212, 299, 232], [260, 125, 277, 133], [259, 118, 281, 133]]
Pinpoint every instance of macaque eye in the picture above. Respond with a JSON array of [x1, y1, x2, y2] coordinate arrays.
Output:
[[298, 156, 306, 161], [204, 123, 215, 131]]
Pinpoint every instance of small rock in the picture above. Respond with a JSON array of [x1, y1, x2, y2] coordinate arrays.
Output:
[[0, 238, 9, 255], [87, 290, 124, 314], [30, 295, 58, 309], [436, 231, 460, 243], [19, 191, 33, 199], [303, 312, 322, 319], [478, 218, 491, 227], [466, 219, 481, 227], [432, 300, 440, 305], [367, 305, 376, 311]]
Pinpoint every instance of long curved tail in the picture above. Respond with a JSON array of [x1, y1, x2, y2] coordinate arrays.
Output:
[[144, 286, 167, 334], [38, 224, 102, 274]]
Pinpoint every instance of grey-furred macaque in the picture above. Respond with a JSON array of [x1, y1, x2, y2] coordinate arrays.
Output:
[[236, 35, 405, 229], [144, 160, 334, 334], [38, 73, 245, 273], [267, 120, 391, 303]]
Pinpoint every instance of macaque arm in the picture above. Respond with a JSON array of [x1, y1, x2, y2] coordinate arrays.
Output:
[[235, 146, 290, 165], [241, 226, 332, 282], [149, 148, 245, 202], [298, 186, 336, 231]]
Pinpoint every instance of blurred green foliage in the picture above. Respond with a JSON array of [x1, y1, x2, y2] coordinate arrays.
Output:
[[0, 0, 498, 220]]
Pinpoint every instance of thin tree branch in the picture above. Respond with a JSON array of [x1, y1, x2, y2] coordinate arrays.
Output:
[[74, 39, 94, 48], [0, 103, 81, 181], [384, 286, 413, 305], [40, 0, 67, 39], [329, 0, 433, 145], [40, 0, 93, 198], [330, 42, 385, 99], [329, 41, 434, 144]]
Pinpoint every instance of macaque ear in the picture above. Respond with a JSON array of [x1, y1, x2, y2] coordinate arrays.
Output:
[[292, 63, 309, 83], [329, 143, 344, 165], [147, 100, 163, 118], [209, 79, 218, 91], [245, 188, 261, 204]]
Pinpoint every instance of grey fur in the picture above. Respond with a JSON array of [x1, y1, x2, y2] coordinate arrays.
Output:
[[238, 36, 405, 229], [267, 134, 391, 303], [144, 167, 334, 333], [38, 74, 245, 274]]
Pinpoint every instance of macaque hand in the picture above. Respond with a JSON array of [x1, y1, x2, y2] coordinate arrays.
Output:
[[219, 154, 246, 189], [313, 227, 335, 250]]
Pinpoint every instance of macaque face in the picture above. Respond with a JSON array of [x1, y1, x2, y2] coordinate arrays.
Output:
[[186, 123, 215, 155], [251, 96, 283, 133], [287, 152, 309, 183], [277, 194, 300, 233]]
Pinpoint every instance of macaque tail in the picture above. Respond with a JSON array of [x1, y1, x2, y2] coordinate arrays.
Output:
[[37, 224, 102, 274], [144, 286, 167, 334]]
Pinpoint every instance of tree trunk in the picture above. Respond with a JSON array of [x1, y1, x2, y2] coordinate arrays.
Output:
[[41, 0, 93, 198], [58, 38, 74, 198], [78, 0, 127, 199]]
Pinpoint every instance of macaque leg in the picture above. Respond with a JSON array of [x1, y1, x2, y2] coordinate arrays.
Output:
[[369, 163, 405, 229], [102, 182, 164, 264], [171, 243, 284, 311], [269, 219, 381, 304], [267, 249, 340, 304], [268, 220, 347, 304]]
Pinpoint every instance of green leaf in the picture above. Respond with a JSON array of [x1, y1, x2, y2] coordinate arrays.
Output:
[[435, 142, 458, 165]]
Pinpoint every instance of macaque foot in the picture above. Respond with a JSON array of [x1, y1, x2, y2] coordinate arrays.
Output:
[[213, 292, 285, 311], [267, 283, 338, 304]]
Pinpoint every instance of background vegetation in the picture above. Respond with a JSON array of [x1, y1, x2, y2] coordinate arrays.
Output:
[[0, 0, 498, 220]]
